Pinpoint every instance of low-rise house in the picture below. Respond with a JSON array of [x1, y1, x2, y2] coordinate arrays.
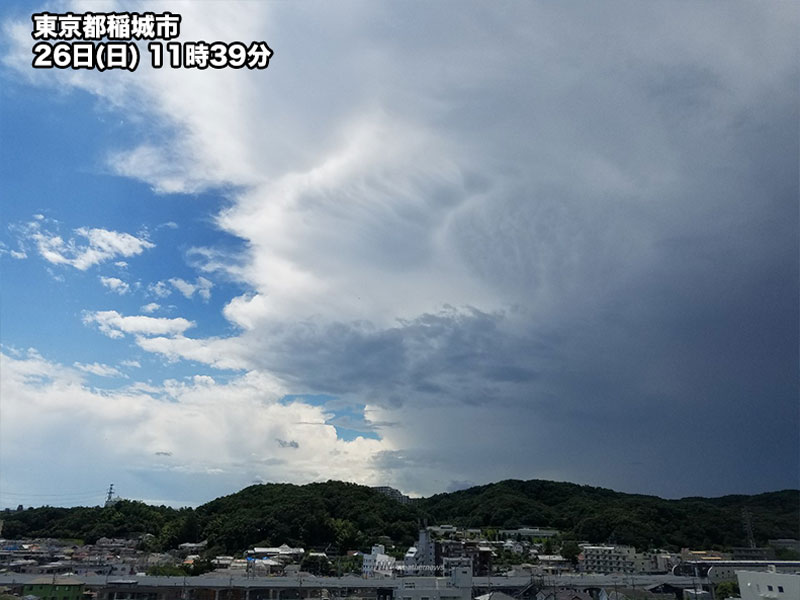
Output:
[[537, 554, 572, 575], [247, 544, 304, 560], [499, 528, 560, 540], [429, 525, 458, 537], [536, 589, 593, 600], [768, 539, 800, 553], [211, 556, 234, 568], [22, 576, 84, 600], [476, 591, 518, 600], [178, 541, 207, 554], [246, 557, 281, 575], [600, 588, 675, 600], [503, 540, 525, 554]]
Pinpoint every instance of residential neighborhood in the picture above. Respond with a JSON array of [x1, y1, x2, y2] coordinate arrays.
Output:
[[2, 524, 798, 600]]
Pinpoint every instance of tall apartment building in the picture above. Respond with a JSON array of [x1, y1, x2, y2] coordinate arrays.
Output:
[[404, 530, 492, 576]]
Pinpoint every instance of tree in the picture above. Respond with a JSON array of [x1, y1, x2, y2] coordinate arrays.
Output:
[[715, 581, 739, 599], [561, 541, 581, 566], [301, 554, 332, 576], [543, 538, 554, 554]]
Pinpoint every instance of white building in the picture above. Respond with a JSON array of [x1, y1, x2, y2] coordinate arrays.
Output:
[[499, 528, 559, 540], [537, 555, 572, 574], [405, 530, 437, 574], [737, 567, 799, 600], [503, 540, 525, 554], [363, 544, 396, 578], [248, 544, 305, 560], [429, 525, 458, 537], [683, 591, 712, 600], [393, 567, 472, 600], [579, 545, 636, 574]]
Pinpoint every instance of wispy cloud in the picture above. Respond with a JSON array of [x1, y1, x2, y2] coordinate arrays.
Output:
[[169, 276, 213, 301], [73, 362, 123, 377], [147, 281, 172, 298]]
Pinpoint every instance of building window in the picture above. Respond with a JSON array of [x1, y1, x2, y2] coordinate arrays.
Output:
[[777, 587, 783, 593], [767, 586, 773, 592]]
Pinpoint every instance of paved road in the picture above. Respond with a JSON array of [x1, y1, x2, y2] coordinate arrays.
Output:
[[0, 573, 707, 590]]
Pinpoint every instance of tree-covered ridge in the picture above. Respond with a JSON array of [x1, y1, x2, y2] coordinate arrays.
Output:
[[2, 480, 797, 555], [415, 481, 799, 550], [196, 481, 420, 552], [0, 501, 185, 544]]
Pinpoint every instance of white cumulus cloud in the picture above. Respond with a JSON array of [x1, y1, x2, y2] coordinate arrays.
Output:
[[1, 350, 388, 505], [140, 302, 161, 313], [22, 220, 154, 270], [83, 310, 195, 339], [99, 276, 130, 295]]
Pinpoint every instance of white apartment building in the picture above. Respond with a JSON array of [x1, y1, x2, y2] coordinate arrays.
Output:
[[405, 530, 437, 574], [363, 544, 396, 578], [394, 567, 473, 600], [579, 545, 636, 574], [736, 567, 799, 600]]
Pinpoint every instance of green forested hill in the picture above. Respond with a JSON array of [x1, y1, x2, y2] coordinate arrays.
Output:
[[1, 480, 797, 555], [196, 481, 420, 552], [414, 481, 799, 550]]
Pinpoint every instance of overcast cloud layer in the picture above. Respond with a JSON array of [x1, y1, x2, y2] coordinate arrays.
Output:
[[0, 1, 797, 506]]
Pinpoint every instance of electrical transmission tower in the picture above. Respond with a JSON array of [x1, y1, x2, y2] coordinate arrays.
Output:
[[742, 508, 756, 549]]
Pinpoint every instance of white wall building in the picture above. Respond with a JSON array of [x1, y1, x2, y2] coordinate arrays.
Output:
[[405, 530, 437, 574], [579, 545, 636, 574], [363, 544, 396, 578], [737, 567, 799, 600], [393, 567, 472, 600]]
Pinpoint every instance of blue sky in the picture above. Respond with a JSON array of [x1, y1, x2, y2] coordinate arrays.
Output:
[[0, 1, 797, 508]]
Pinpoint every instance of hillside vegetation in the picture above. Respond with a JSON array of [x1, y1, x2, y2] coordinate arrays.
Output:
[[2, 479, 797, 555]]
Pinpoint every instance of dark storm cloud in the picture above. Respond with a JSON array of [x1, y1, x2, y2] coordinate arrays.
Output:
[[247, 4, 799, 494]]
